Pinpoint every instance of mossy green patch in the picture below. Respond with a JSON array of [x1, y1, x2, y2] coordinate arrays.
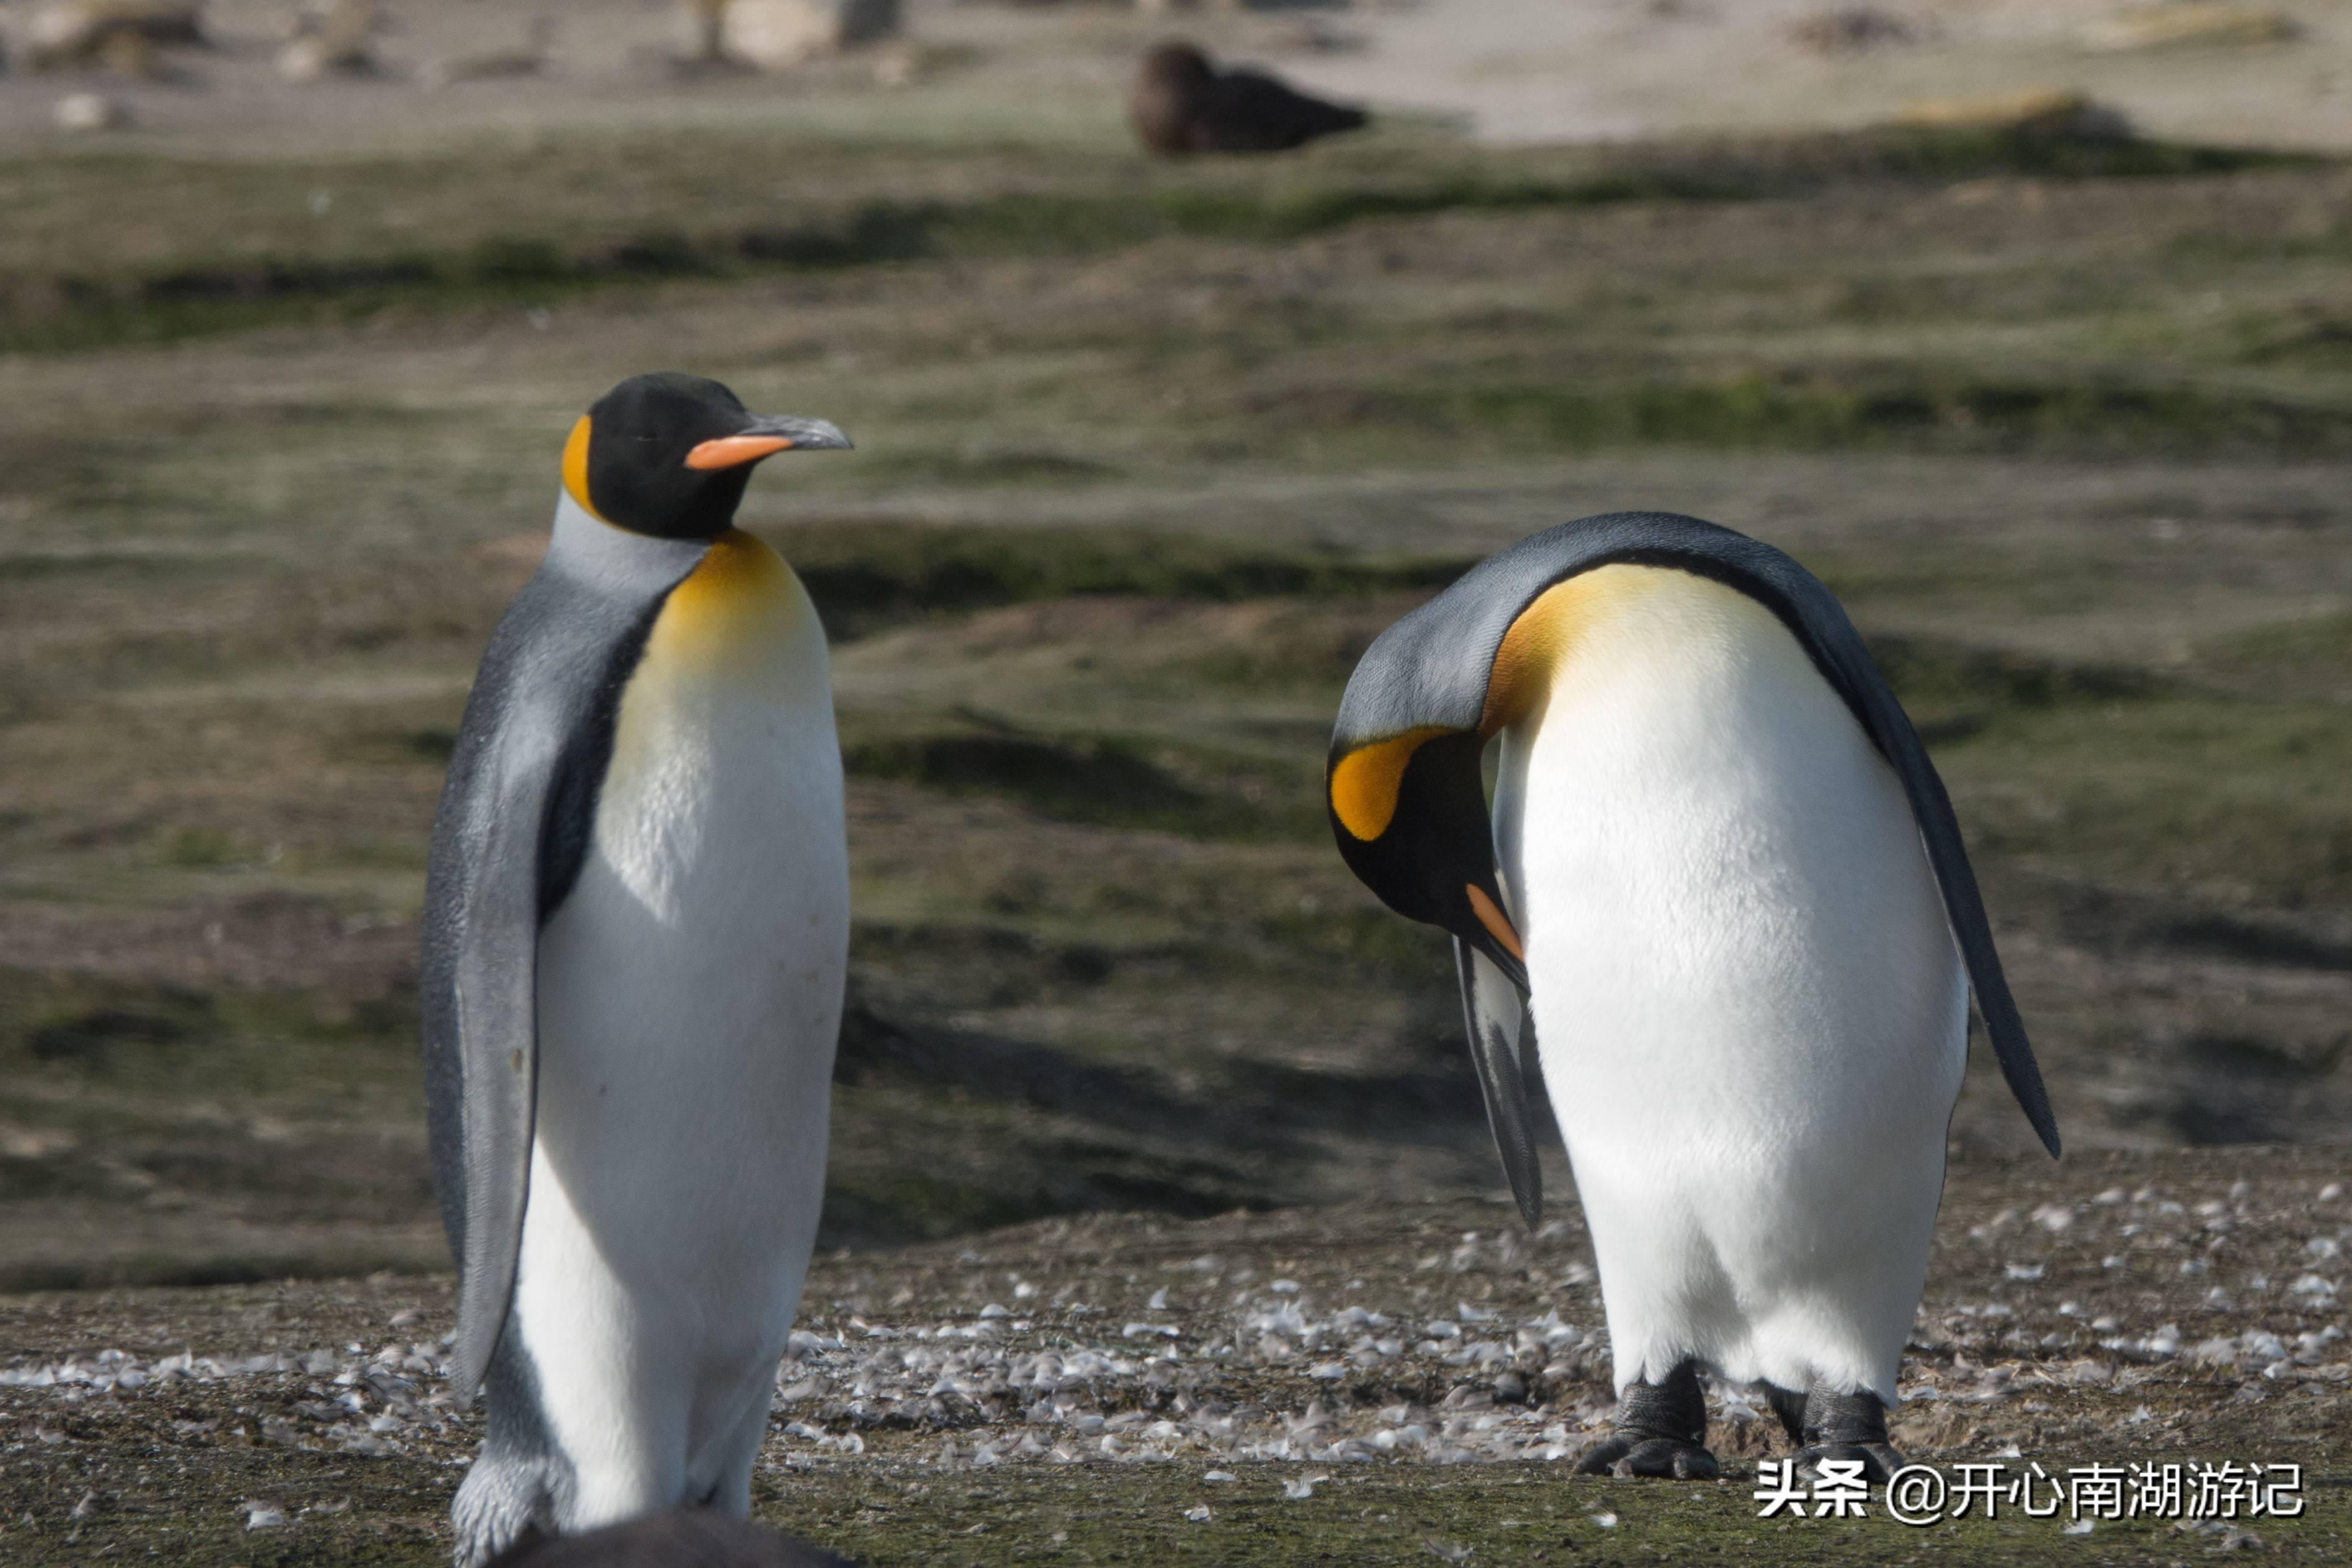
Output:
[[842, 723, 1323, 844], [2198, 613, 2352, 704], [0, 971, 417, 1088], [1940, 694, 2352, 912], [1868, 635, 2171, 743], [0, 121, 2311, 356], [778, 522, 1465, 640], [847, 731, 1201, 825], [1347, 372, 2352, 460]]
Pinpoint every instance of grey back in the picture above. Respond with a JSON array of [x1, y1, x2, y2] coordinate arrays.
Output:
[[420, 502, 707, 1400]]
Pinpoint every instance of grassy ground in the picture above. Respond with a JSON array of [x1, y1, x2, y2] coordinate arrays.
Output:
[[2, 103, 2346, 1280]]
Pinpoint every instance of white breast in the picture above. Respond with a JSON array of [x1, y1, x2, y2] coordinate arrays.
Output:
[[509, 531, 849, 1508], [1493, 565, 1965, 1403]]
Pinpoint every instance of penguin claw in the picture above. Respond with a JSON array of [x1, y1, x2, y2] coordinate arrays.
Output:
[[1577, 1360, 1715, 1479], [1792, 1441, 1905, 1486], [1574, 1435, 1719, 1479], [1572, 1435, 1632, 1475], [1788, 1384, 1903, 1484]]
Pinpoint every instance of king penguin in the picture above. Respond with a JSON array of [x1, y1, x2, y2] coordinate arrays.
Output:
[[1326, 512, 2061, 1482], [421, 372, 853, 1564]]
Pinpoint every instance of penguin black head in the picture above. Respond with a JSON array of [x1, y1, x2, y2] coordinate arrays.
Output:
[[562, 372, 850, 541], [1328, 726, 1527, 992]]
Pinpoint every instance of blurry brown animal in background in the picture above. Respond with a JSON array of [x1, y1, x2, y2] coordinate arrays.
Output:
[[14, 0, 204, 74], [486, 1509, 855, 1568], [1130, 41, 1366, 156]]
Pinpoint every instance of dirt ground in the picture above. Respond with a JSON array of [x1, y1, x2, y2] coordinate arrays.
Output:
[[4, 1147, 2349, 1563]]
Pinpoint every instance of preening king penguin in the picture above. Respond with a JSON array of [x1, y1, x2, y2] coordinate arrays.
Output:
[[421, 373, 852, 1564], [1327, 512, 2060, 1482]]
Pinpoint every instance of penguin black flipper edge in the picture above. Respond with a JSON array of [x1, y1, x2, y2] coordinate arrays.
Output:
[[1710, 528, 2064, 1162], [1455, 937, 1543, 1226], [1328, 511, 2060, 1178], [421, 538, 702, 1405]]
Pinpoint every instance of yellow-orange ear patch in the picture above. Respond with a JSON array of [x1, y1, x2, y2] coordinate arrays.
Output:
[[562, 415, 605, 520], [1329, 725, 1456, 841]]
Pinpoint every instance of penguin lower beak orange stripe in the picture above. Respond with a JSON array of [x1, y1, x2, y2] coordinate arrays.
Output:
[[684, 434, 796, 470], [1466, 884, 1524, 962]]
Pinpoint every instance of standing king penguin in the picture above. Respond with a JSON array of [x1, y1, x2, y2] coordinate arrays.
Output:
[[1327, 513, 2060, 1481], [422, 374, 852, 1564]]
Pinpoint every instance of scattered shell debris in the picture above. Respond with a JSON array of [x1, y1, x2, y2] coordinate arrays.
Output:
[[4, 1181, 2345, 1483]]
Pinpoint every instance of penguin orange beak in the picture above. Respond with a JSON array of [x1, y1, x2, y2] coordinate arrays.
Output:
[[684, 414, 853, 470], [1465, 885, 1524, 963], [685, 435, 794, 470]]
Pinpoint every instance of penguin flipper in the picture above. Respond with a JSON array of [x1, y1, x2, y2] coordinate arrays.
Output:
[[1454, 936, 1545, 1227], [1738, 549, 2064, 1161], [421, 548, 687, 1405], [425, 742, 557, 1409], [1852, 700, 2062, 1159]]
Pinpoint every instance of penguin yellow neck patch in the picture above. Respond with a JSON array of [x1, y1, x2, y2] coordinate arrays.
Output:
[[1329, 724, 1455, 842], [1480, 564, 1655, 736], [562, 416, 606, 522], [648, 529, 805, 674]]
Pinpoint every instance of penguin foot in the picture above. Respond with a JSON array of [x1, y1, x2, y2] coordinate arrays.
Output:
[[1572, 1359, 1715, 1480], [452, 1448, 565, 1568], [1763, 1382, 1808, 1445], [1792, 1440, 1905, 1484], [1789, 1386, 1904, 1484], [1575, 1434, 1720, 1478]]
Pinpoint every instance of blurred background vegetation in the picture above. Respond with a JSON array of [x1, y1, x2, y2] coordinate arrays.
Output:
[[0, 0, 2346, 1290]]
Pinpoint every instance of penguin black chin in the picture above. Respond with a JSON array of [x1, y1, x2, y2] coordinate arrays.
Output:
[[653, 469, 755, 543]]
